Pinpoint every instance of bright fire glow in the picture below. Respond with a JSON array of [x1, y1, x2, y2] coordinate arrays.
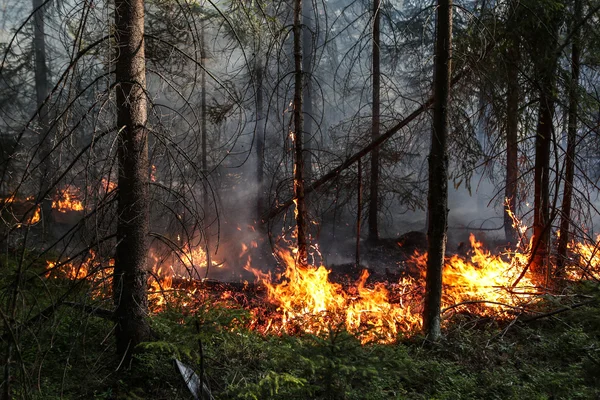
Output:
[[567, 235, 600, 281], [246, 249, 421, 344], [52, 185, 84, 213], [44, 226, 600, 344]]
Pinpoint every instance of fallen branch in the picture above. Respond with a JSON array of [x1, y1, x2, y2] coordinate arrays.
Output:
[[442, 300, 536, 314], [262, 68, 471, 222], [521, 298, 597, 323]]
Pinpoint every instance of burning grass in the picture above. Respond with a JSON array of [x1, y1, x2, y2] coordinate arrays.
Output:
[[41, 229, 600, 345]]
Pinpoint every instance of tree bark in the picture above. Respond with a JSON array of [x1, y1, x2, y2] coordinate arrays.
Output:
[[368, 0, 381, 243], [530, 11, 561, 284], [293, 0, 308, 266], [423, 0, 452, 341], [113, 0, 151, 364], [557, 0, 581, 274], [302, 1, 314, 183], [504, 35, 520, 246], [255, 60, 265, 218]]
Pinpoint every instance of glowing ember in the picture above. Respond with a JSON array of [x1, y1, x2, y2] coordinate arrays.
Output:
[[52, 185, 84, 213]]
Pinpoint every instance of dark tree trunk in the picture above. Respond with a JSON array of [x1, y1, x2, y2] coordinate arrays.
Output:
[[557, 0, 581, 274], [255, 60, 265, 219], [356, 159, 362, 267], [113, 0, 151, 364], [530, 12, 561, 284], [293, 0, 308, 266], [302, 2, 314, 182], [531, 91, 553, 281], [423, 0, 452, 341], [368, 0, 381, 243], [504, 36, 520, 246]]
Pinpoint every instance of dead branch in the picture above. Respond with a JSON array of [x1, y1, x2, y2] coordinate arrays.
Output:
[[521, 298, 597, 323]]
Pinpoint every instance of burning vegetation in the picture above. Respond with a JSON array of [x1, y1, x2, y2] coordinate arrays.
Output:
[[42, 221, 600, 345]]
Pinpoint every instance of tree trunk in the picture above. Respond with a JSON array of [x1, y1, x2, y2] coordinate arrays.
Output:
[[423, 0, 452, 341], [113, 0, 151, 364], [531, 90, 553, 282], [557, 0, 581, 274], [255, 60, 265, 219], [302, 2, 314, 183], [504, 36, 520, 246], [201, 17, 212, 276], [368, 0, 381, 243], [293, 0, 308, 266], [32, 0, 54, 233], [530, 13, 560, 284]]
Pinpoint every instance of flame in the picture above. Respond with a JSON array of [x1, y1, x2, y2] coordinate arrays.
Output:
[[26, 205, 41, 224], [247, 233, 539, 343], [567, 235, 600, 280], [246, 249, 421, 344], [1, 194, 40, 226], [100, 178, 117, 193], [442, 234, 535, 312], [52, 185, 84, 213], [41, 213, 600, 345]]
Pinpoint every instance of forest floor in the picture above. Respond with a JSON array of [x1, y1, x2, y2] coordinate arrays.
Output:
[[14, 276, 600, 399]]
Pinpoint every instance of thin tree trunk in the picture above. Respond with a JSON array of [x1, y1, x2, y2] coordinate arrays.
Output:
[[302, 2, 314, 182], [255, 60, 265, 219], [293, 0, 308, 266], [32, 0, 54, 233], [531, 92, 553, 281], [201, 16, 212, 276], [113, 0, 151, 364], [368, 0, 381, 243], [356, 159, 362, 267], [2, 2, 52, 395], [504, 36, 520, 246], [557, 0, 581, 274], [423, 0, 452, 341]]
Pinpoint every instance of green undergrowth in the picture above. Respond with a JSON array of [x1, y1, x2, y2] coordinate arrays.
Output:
[[3, 261, 600, 399]]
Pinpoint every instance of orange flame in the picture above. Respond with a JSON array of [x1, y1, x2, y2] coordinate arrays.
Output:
[[52, 185, 84, 213], [247, 249, 421, 344]]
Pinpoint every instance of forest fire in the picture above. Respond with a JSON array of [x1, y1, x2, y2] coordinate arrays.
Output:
[[0, 194, 40, 225], [567, 236, 600, 281], [245, 249, 421, 343], [52, 185, 84, 213], [42, 232, 600, 344]]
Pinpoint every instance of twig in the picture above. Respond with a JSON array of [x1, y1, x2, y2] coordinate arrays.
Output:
[[521, 299, 597, 323], [442, 300, 536, 314]]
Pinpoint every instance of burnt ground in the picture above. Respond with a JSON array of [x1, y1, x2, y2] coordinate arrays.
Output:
[[327, 231, 428, 285]]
